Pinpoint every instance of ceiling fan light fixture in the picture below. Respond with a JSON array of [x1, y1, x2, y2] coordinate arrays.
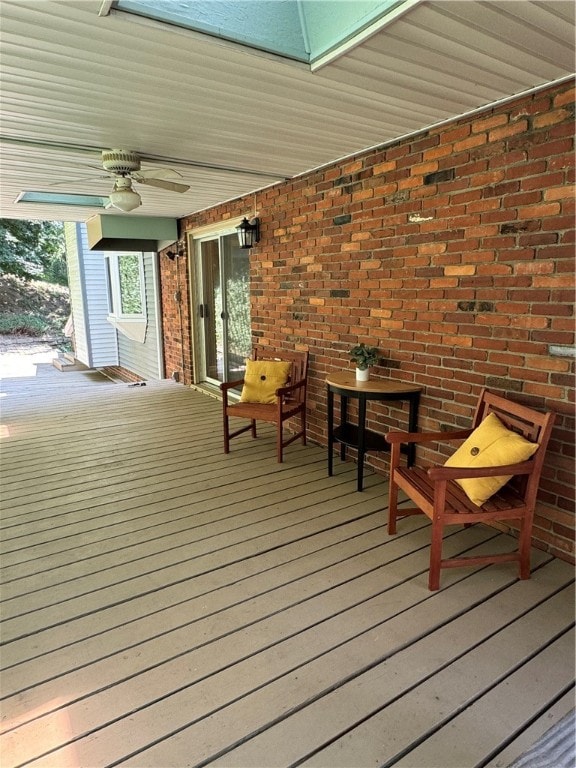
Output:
[[108, 177, 141, 212]]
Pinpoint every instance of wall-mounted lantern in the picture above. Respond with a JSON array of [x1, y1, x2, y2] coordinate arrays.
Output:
[[236, 217, 260, 249]]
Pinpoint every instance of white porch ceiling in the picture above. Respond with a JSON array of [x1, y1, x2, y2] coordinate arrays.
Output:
[[0, 0, 574, 223]]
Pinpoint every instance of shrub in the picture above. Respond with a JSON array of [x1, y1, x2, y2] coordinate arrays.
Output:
[[0, 313, 50, 336], [0, 275, 70, 336]]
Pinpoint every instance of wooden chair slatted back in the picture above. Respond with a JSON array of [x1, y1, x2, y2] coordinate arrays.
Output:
[[253, 347, 309, 402], [472, 388, 555, 503]]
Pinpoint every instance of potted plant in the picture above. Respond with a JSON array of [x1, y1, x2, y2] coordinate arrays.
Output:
[[350, 343, 380, 381]]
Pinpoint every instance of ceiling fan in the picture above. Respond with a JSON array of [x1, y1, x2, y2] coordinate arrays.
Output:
[[52, 149, 190, 211], [102, 149, 190, 211]]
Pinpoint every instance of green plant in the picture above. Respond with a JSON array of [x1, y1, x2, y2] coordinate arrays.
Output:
[[0, 312, 50, 336], [350, 343, 379, 370], [0, 219, 66, 283], [0, 275, 70, 337]]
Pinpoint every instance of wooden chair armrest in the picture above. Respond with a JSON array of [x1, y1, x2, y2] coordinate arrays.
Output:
[[276, 378, 306, 397], [220, 378, 244, 406], [428, 460, 535, 481], [386, 428, 473, 445], [220, 378, 245, 392]]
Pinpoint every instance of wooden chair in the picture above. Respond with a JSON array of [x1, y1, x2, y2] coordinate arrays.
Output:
[[386, 388, 555, 590], [220, 347, 309, 463]]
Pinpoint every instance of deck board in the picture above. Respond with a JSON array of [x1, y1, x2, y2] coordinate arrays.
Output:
[[0, 362, 574, 768]]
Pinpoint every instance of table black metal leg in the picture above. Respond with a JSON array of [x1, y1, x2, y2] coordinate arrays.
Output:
[[340, 396, 348, 461], [357, 396, 367, 492], [407, 392, 420, 467], [327, 386, 334, 476]]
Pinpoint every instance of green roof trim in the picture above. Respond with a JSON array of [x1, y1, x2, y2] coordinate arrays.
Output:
[[114, 0, 416, 64], [16, 191, 108, 207], [116, 0, 309, 61]]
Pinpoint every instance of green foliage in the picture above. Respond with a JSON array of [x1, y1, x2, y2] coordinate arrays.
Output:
[[0, 275, 70, 336], [0, 219, 67, 284], [226, 273, 251, 359], [43, 255, 68, 286], [0, 313, 50, 336], [117, 254, 143, 314], [350, 343, 380, 370]]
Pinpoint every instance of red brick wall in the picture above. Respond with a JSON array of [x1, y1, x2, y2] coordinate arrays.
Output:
[[159, 249, 193, 383], [99, 366, 144, 383], [162, 80, 575, 562]]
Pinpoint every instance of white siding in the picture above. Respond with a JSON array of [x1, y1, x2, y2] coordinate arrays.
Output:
[[64, 223, 119, 368], [64, 222, 89, 365], [80, 227, 119, 368], [116, 253, 163, 380]]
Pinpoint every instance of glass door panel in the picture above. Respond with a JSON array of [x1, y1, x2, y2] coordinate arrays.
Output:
[[222, 234, 251, 381], [196, 232, 251, 385], [199, 239, 223, 381]]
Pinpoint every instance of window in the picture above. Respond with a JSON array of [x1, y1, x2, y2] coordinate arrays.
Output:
[[105, 252, 147, 342], [117, 254, 144, 314]]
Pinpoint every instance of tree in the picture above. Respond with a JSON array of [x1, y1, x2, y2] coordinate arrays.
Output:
[[0, 219, 67, 284]]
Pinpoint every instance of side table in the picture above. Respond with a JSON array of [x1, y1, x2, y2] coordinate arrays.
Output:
[[326, 371, 422, 492]]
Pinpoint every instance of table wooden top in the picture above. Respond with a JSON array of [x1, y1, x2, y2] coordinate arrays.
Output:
[[326, 370, 422, 395]]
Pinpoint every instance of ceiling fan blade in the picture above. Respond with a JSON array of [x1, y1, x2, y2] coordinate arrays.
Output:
[[136, 177, 190, 193], [47, 174, 109, 187], [134, 168, 183, 180]]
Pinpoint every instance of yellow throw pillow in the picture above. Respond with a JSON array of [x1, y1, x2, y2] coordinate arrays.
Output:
[[239, 360, 291, 404], [444, 412, 539, 507]]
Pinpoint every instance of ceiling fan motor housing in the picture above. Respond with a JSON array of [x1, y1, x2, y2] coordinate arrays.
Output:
[[102, 149, 141, 174]]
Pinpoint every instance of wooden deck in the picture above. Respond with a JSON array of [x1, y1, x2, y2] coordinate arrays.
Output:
[[0, 358, 574, 768]]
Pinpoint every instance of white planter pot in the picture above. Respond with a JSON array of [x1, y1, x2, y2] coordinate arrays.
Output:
[[355, 367, 369, 381]]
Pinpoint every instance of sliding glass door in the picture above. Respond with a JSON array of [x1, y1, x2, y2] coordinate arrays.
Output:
[[194, 231, 251, 385]]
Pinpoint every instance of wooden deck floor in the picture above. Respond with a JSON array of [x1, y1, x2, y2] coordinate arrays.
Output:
[[0, 359, 574, 768]]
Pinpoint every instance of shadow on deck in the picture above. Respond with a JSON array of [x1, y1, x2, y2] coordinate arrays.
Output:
[[0, 362, 574, 767]]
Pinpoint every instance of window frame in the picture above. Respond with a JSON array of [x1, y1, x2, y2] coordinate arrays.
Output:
[[105, 251, 148, 343]]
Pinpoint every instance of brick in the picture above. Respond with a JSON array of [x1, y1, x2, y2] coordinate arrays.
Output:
[[533, 109, 572, 129], [515, 261, 555, 275], [444, 265, 476, 276], [412, 160, 439, 175], [418, 242, 447, 255], [342, 160, 363, 174], [436, 124, 470, 144], [554, 87, 575, 107], [465, 224, 500, 237], [529, 137, 574, 159], [518, 202, 561, 218], [524, 382, 566, 399], [533, 274, 575, 289], [544, 185, 575, 201], [470, 170, 505, 187], [454, 134, 487, 152], [505, 160, 547, 180], [489, 120, 528, 142], [521, 171, 564, 191], [472, 114, 508, 133], [423, 145, 454, 161]]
